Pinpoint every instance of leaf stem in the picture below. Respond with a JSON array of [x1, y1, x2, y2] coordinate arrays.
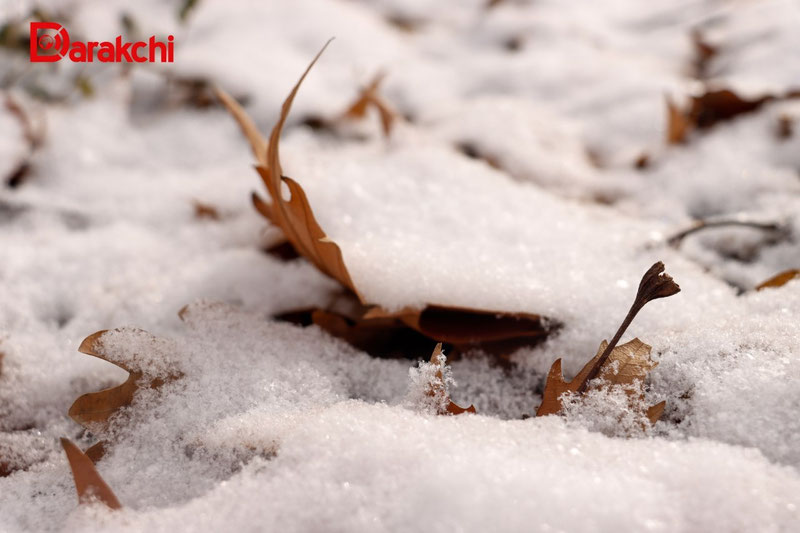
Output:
[[577, 262, 680, 393]]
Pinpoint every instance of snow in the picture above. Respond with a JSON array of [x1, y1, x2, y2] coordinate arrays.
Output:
[[2, 0, 800, 531]]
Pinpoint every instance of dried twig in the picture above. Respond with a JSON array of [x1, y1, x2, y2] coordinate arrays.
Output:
[[576, 262, 680, 393], [667, 218, 786, 248]]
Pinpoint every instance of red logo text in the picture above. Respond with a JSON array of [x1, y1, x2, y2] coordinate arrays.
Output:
[[30, 22, 174, 63]]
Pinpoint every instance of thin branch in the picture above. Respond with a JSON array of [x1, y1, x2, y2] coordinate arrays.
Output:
[[667, 218, 784, 248], [577, 262, 680, 393]]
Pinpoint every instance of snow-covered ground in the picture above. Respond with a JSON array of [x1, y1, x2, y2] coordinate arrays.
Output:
[[1, 0, 799, 531]]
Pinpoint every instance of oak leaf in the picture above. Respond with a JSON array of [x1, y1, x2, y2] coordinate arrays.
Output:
[[69, 330, 180, 459], [60, 438, 121, 509], [537, 338, 665, 424], [218, 43, 552, 355], [536, 262, 678, 425], [219, 40, 361, 298]]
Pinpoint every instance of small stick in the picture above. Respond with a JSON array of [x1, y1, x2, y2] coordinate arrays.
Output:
[[577, 262, 680, 393], [667, 219, 784, 248]]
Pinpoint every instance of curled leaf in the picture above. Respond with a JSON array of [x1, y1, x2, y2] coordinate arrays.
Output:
[[341, 72, 396, 137], [60, 438, 122, 509], [228, 39, 362, 298], [68, 330, 180, 457], [222, 43, 553, 355]]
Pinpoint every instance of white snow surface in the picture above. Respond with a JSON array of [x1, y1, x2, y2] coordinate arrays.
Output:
[[1, 0, 800, 531]]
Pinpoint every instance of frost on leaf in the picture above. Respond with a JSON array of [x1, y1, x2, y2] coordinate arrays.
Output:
[[217, 44, 553, 356], [407, 343, 475, 415], [536, 262, 678, 427], [68, 329, 181, 460], [537, 339, 665, 426], [60, 438, 121, 510]]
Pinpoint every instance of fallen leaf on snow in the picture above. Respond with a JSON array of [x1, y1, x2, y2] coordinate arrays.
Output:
[[537, 338, 665, 424], [666, 88, 800, 144], [340, 72, 396, 137], [60, 438, 122, 509], [756, 269, 800, 291], [363, 305, 549, 354], [666, 96, 691, 144], [218, 43, 553, 355], [220, 40, 362, 299], [69, 330, 181, 460], [536, 262, 678, 425], [310, 308, 434, 359]]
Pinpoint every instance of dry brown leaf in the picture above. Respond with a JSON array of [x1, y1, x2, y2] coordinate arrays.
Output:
[[254, 40, 362, 298], [192, 200, 221, 221], [309, 303, 549, 358], [68, 330, 180, 457], [427, 343, 476, 415], [220, 43, 553, 355], [667, 88, 800, 145], [341, 72, 396, 137], [537, 339, 664, 424], [311, 308, 433, 358], [689, 89, 773, 129], [756, 269, 800, 291], [215, 42, 365, 298], [60, 438, 122, 509], [536, 262, 678, 425], [666, 96, 691, 144], [363, 305, 548, 349]]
